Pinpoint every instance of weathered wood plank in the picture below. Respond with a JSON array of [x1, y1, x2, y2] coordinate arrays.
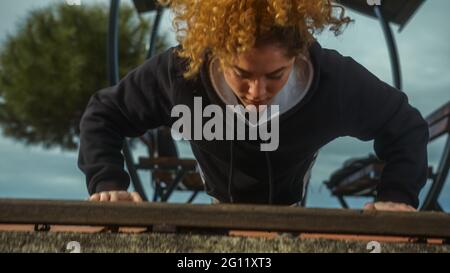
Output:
[[426, 101, 450, 127], [1, 199, 450, 239], [429, 116, 449, 141]]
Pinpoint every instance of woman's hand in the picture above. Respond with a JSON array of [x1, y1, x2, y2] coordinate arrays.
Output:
[[363, 201, 416, 212], [89, 191, 143, 203]]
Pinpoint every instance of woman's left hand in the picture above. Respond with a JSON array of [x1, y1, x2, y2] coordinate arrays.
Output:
[[363, 201, 417, 212]]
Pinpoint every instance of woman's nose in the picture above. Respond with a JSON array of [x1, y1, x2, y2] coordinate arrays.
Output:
[[247, 79, 267, 100]]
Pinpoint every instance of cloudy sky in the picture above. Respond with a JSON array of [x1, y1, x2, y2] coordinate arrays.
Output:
[[0, 0, 449, 209]]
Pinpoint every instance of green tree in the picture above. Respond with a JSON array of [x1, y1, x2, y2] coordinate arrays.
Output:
[[0, 3, 167, 150]]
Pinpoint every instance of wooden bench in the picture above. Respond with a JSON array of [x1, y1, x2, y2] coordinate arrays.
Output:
[[134, 127, 204, 203], [325, 101, 450, 210]]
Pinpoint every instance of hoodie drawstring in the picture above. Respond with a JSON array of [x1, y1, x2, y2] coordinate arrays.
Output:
[[265, 151, 273, 204], [228, 141, 235, 203]]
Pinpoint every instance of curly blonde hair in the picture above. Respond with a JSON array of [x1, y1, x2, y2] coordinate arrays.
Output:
[[158, 0, 352, 79]]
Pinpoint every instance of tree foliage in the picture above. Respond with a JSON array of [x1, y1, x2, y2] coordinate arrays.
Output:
[[0, 3, 166, 149]]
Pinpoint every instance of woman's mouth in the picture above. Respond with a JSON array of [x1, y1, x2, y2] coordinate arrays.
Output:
[[241, 99, 269, 112], [243, 98, 268, 105]]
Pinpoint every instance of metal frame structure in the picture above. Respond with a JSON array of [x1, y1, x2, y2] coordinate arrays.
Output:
[[107, 0, 165, 202], [338, 0, 426, 90], [329, 1, 449, 211]]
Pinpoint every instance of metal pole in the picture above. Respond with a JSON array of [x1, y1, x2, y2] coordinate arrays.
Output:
[[374, 6, 402, 90], [107, 0, 148, 201], [145, 6, 165, 201], [146, 6, 164, 59], [107, 0, 120, 85]]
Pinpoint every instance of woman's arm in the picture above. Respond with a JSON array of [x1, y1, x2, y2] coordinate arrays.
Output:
[[78, 47, 177, 197], [338, 56, 429, 209]]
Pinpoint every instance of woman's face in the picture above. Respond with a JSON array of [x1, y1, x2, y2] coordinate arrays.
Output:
[[221, 44, 296, 109]]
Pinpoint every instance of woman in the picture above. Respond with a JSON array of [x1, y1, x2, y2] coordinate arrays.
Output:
[[79, 0, 428, 212]]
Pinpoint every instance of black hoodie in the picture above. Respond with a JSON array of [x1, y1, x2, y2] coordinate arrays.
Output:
[[78, 42, 429, 208]]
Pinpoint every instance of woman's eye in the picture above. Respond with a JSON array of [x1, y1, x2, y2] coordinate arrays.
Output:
[[267, 74, 283, 80], [233, 70, 283, 80], [234, 72, 241, 78], [234, 71, 249, 79]]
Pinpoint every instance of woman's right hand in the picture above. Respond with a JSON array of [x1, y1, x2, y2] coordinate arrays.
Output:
[[89, 191, 143, 203]]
